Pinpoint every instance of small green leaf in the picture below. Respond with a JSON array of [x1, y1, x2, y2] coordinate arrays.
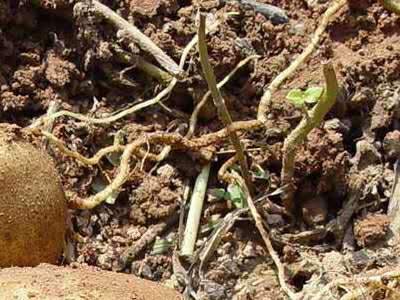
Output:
[[209, 188, 229, 201], [252, 169, 269, 180], [286, 89, 306, 107], [304, 86, 323, 104], [227, 184, 247, 208]]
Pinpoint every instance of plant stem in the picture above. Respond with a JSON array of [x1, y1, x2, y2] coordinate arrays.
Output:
[[75, 0, 183, 78], [380, 0, 400, 15], [232, 171, 299, 300], [112, 45, 173, 83], [281, 62, 339, 214], [197, 12, 254, 194], [180, 163, 211, 259], [257, 0, 346, 122]]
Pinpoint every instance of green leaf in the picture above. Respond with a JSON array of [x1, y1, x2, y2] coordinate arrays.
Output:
[[227, 184, 247, 208], [252, 169, 269, 180], [304, 86, 323, 104], [286, 89, 305, 107], [209, 188, 229, 201]]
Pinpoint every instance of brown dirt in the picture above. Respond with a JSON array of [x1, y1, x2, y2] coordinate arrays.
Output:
[[0, 263, 183, 300], [353, 213, 390, 247], [0, 0, 399, 299]]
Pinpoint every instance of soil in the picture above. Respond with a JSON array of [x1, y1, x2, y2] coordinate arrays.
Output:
[[0, 263, 183, 300], [0, 0, 399, 299]]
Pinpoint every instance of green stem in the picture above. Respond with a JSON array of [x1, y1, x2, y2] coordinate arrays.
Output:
[[281, 62, 339, 214], [380, 0, 400, 15], [180, 164, 211, 259]]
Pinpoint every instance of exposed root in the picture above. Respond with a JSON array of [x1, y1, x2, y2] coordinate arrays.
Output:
[[32, 120, 259, 210], [33, 129, 125, 165], [218, 155, 238, 184], [67, 133, 205, 209], [194, 120, 262, 146]]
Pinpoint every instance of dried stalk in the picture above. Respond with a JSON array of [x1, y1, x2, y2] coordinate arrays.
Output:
[[187, 55, 260, 139], [281, 62, 339, 214], [74, 0, 183, 78], [112, 45, 173, 83], [389, 159, 400, 238], [257, 0, 347, 122], [232, 171, 299, 300], [198, 12, 254, 194]]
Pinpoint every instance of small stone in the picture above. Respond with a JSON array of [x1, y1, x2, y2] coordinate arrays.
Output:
[[97, 253, 113, 270], [140, 264, 153, 279], [289, 23, 305, 36], [199, 281, 227, 300]]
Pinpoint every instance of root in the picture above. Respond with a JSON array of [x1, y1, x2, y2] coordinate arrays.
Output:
[[218, 155, 238, 184], [33, 121, 259, 209]]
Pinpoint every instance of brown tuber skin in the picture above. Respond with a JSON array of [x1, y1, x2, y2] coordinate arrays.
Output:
[[0, 124, 67, 267]]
